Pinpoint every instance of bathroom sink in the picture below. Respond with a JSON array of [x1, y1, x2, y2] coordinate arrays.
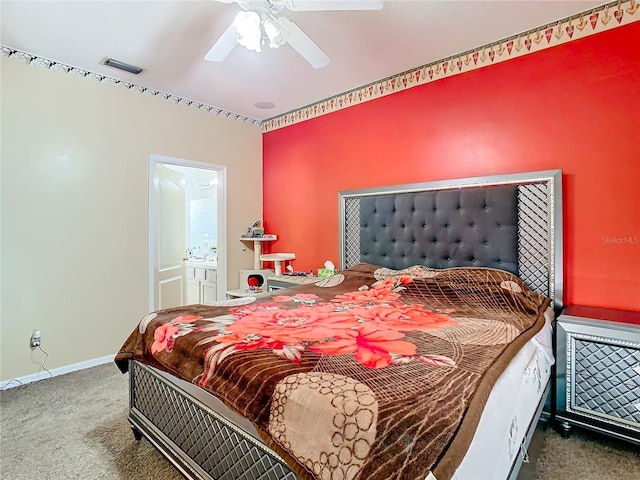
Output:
[[185, 259, 217, 268]]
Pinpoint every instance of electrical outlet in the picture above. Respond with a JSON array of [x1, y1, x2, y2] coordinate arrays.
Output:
[[30, 330, 41, 348]]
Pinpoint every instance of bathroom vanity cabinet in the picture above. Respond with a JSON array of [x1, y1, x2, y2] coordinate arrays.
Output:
[[186, 262, 218, 305]]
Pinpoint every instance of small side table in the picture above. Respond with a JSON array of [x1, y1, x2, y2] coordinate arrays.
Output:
[[266, 275, 320, 292], [226, 288, 268, 299], [555, 305, 640, 445]]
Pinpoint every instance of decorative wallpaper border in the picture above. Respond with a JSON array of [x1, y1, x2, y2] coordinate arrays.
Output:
[[0, 45, 262, 127], [2, 1, 637, 132], [262, 0, 640, 132]]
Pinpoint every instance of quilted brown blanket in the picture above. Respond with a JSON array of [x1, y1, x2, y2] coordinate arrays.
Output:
[[116, 263, 550, 480]]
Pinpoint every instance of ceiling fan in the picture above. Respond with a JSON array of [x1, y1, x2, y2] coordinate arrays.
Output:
[[205, 0, 384, 69]]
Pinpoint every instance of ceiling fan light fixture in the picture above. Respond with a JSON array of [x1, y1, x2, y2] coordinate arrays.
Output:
[[264, 17, 286, 49], [208, 0, 371, 66], [234, 11, 262, 52]]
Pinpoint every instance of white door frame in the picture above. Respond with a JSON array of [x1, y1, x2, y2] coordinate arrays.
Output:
[[149, 154, 227, 312]]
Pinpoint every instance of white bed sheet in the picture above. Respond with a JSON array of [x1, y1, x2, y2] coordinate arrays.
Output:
[[449, 312, 555, 480]]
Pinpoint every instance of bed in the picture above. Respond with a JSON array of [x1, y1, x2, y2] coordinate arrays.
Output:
[[116, 169, 563, 480]]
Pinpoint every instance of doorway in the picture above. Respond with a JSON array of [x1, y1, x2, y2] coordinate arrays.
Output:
[[148, 154, 227, 311]]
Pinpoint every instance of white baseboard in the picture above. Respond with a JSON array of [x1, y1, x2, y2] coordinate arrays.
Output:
[[0, 354, 115, 390]]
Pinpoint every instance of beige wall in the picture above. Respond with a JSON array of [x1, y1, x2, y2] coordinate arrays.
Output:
[[0, 58, 263, 381]]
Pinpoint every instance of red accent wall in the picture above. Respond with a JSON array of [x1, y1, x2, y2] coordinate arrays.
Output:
[[263, 22, 640, 311]]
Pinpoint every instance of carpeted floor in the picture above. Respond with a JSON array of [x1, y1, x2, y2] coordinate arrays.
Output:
[[1, 363, 638, 479]]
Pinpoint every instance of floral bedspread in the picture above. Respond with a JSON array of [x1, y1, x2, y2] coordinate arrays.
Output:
[[116, 263, 550, 480]]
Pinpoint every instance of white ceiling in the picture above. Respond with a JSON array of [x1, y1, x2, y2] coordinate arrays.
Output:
[[1, 0, 606, 122]]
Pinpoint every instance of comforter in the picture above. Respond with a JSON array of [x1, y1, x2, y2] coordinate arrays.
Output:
[[116, 263, 550, 480]]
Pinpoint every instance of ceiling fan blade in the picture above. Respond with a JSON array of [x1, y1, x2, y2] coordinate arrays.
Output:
[[279, 17, 330, 69], [283, 0, 383, 11], [204, 23, 237, 62]]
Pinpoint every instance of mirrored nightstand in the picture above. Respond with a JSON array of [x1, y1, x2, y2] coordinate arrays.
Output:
[[555, 305, 640, 445]]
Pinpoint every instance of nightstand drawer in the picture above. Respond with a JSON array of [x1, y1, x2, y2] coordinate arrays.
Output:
[[571, 339, 640, 426], [573, 339, 640, 385]]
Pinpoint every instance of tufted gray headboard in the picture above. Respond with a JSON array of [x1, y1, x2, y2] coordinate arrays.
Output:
[[339, 170, 563, 310]]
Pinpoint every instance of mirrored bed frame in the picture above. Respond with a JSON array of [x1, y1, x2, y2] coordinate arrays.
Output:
[[126, 169, 563, 480]]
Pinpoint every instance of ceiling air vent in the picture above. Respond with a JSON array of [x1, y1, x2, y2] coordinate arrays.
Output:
[[101, 57, 143, 75]]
